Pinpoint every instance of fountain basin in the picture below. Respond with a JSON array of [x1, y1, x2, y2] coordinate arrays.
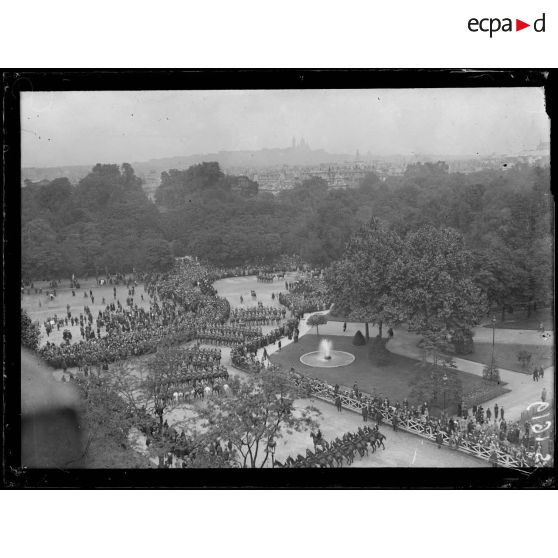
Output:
[[300, 350, 355, 368]]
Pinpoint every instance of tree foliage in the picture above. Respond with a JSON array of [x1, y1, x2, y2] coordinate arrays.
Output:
[[21, 163, 172, 279], [195, 369, 320, 468], [22, 159, 552, 320], [21, 308, 41, 351], [391, 225, 487, 344], [73, 367, 152, 468], [306, 313, 328, 335], [325, 218, 403, 337]]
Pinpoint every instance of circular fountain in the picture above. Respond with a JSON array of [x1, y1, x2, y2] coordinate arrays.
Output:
[[300, 338, 355, 368]]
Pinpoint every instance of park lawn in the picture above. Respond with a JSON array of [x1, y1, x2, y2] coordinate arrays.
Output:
[[482, 307, 554, 331], [270, 334, 509, 415], [460, 342, 554, 374], [327, 311, 348, 323]]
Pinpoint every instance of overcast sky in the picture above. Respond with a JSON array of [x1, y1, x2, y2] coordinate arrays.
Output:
[[21, 88, 549, 168]]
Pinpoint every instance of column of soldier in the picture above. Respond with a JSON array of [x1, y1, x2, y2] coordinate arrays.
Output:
[[158, 345, 229, 387], [229, 306, 286, 325], [37, 260, 295, 372], [230, 320, 298, 374], [38, 261, 230, 369]]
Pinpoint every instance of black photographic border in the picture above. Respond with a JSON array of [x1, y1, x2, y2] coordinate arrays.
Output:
[[2, 68, 556, 488]]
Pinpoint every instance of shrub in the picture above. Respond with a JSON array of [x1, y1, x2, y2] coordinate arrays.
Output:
[[517, 350, 532, 369], [352, 330, 366, 346], [21, 308, 41, 351]]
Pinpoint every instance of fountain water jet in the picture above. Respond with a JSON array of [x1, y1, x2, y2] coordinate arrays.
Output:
[[300, 337, 355, 368], [319, 339, 332, 360]]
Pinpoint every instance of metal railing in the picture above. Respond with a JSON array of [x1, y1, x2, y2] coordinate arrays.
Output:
[[304, 380, 533, 470]]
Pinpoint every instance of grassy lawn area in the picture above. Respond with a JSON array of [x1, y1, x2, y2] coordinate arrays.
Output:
[[482, 307, 554, 330], [270, 334, 509, 415], [461, 342, 553, 374], [327, 311, 349, 323]]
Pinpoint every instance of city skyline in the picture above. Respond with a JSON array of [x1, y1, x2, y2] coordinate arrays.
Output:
[[21, 88, 550, 168]]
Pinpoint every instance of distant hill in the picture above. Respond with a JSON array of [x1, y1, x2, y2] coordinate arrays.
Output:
[[21, 145, 351, 197], [136, 145, 350, 171]]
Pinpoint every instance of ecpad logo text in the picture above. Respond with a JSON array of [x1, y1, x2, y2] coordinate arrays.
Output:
[[468, 13, 545, 37]]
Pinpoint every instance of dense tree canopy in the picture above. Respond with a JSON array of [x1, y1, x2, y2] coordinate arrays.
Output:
[[326, 218, 403, 337], [22, 164, 172, 279], [22, 160, 552, 321], [391, 225, 487, 341]]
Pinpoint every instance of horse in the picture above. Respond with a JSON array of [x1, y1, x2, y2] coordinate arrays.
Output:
[[310, 431, 328, 451], [375, 432, 386, 450], [353, 439, 369, 458], [331, 448, 345, 467], [340, 444, 355, 465], [314, 453, 336, 468], [284, 456, 296, 467], [295, 454, 305, 465]]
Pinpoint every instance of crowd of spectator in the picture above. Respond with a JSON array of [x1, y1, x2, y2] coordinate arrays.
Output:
[[296, 376, 552, 468], [278, 277, 330, 316]]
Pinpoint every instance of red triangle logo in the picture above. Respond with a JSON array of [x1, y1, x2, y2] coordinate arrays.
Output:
[[516, 19, 530, 31]]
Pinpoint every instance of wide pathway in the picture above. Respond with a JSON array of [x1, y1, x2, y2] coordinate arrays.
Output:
[[140, 376, 485, 468]]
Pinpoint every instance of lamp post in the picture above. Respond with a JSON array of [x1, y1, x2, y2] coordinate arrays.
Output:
[[268, 440, 276, 468], [442, 372, 448, 414], [490, 315, 497, 381]]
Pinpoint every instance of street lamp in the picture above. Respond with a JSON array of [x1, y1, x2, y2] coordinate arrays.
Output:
[[490, 315, 497, 379], [442, 372, 448, 414], [268, 440, 276, 468]]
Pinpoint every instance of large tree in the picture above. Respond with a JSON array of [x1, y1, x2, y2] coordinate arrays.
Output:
[[393, 226, 487, 353], [72, 366, 152, 468], [325, 218, 403, 340], [196, 369, 319, 468]]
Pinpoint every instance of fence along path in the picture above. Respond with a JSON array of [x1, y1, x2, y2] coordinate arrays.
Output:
[[305, 380, 533, 471]]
